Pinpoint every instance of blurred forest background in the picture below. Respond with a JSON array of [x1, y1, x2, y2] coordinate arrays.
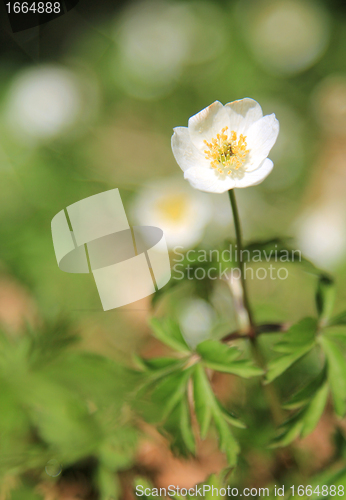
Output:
[[1, 0, 346, 498]]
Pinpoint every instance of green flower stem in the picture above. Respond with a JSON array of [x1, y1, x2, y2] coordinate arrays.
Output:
[[228, 188, 284, 426], [228, 189, 255, 333]]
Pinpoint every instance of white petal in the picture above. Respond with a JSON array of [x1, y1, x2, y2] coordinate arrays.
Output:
[[188, 101, 228, 149], [171, 126, 209, 172], [184, 167, 236, 193], [245, 114, 279, 171], [224, 98, 263, 135], [235, 159, 274, 188]]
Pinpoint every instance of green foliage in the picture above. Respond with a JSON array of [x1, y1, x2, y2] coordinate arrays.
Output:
[[152, 367, 194, 422], [5, 237, 345, 495], [164, 394, 196, 455], [272, 381, 329, 447], [136, 317, 263, 466], [268, 297, 346, 448], [197, 340, 263, 378], [283, 368, 327, 410], [320, 336, 346, 417], [267, 275, 346, 446], [144, 253, 346, 465], [265, 318, 318, 383], [0, 320, 139, 490], [149, 317, 191, 354], [193, 364, 241, 466], [328, 310, 346, 327]]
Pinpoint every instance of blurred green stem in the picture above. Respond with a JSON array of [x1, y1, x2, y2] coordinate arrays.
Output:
[[228, 189, 284, 425]]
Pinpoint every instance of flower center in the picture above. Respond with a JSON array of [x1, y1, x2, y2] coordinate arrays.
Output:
[[203, 127, 249, 175], [155, 194, 189, 223]]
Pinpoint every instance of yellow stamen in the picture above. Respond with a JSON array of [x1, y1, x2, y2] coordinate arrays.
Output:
[[203, 126, 249, 175]]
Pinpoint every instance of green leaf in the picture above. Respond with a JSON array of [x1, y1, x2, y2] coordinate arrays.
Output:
[[193, 364, 213, 439], [283, 368, 327, 410], [215, 400, 246, 429], [271, 412, 304, 448], [316, 275, 335, 324], [163, 393, 195, 455], [266, 352, 310, 384], [272, 380, 328, 447], [265, 318, 317, 383], [152, 368, 193, 421], [149, 317, 191, 353], [212, 406, 239, 467], [321, 336, 346, 417], [197, 340, 240, 363], [196, 340, 263, 378], [274, 317, 317, 353], [136, 356, 184, 371], [192, 364, 242, 466], [215, 359, 264, 378], [329, 310, 346, 327], [301, 382, 329, 438], [179, 396, 196, 454]]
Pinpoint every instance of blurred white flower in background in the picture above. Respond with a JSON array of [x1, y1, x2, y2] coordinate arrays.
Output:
[[5, 65, 96, 142], [131, 178, 211, 249], [296, 204, 346, 270], [312, 75, 346, 135], [242, 0, 330, 75], [114, 0, 226, 99], [178, 298, 215, 348]]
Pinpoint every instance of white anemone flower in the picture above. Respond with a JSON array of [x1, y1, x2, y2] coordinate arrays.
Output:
[[171, 98, 279, 193]]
